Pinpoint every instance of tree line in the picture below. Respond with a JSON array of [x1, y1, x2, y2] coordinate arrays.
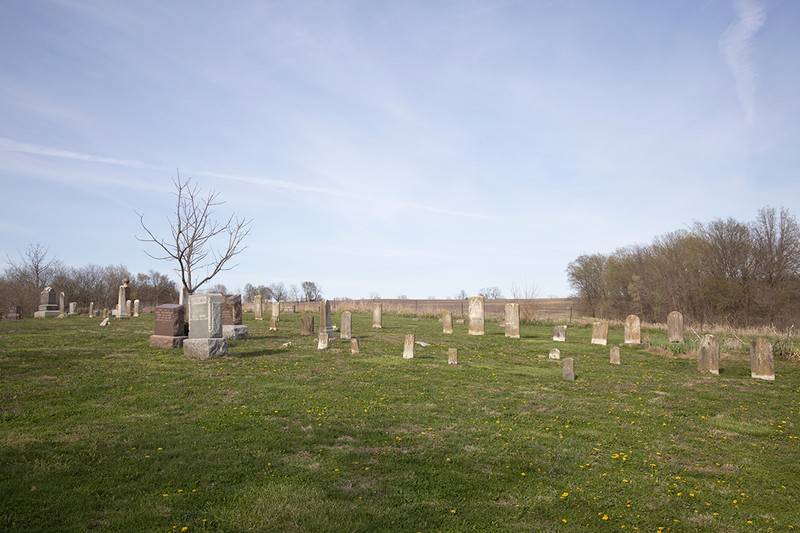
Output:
[[566, 207, 800, 328], [1, 243, 178, 316]]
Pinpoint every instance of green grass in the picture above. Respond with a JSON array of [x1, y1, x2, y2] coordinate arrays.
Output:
[[1, 313, 798, 532]]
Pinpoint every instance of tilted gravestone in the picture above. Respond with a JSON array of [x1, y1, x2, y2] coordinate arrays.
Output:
[[340, 311, 352, 339], [184, 294, 228, 359], [610, 346, 621, 365], [149, 304, 187, 349], [442, 311, 453, 334], [624, 315, 641, 345], [448, 348, 458, 365], [549, 348, 561, 360], [553, 325, 567, 342], [300, 315, 315, 336], [468, 296, 485, 336], [505, 303, 520, 339], [403, 334, 415, 359], [350, 338, 360, 354], [698, 334, 719, 375], [372, 303, 382, 329], [591, 322, 608, 346], [750, 337, 775, 381], [667, 311, 684, 343]]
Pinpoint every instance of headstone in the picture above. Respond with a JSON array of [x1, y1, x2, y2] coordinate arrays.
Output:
[[442, 311, 453, 334], [455, 318, 465, 325], [254, 294, 263, 321], [116, 280, 129, 319], [68, 302, 77, 316], [300, 315, 315, 335], [88, 302, 94, 317], [562, 358, 575, 381], [34, 287, 60, 318], [4, 306, 22, 320], [317, 329, 329, 350], [591, 322, 608, 346], [372, 303, 382, 329], [553, 325, 567, 342], [504, 303, 520, 338], [126, 299, 133, 317], [548, 348, 561, 360], [667, 311, 684, 343], [350, 338, 360, 354], [183, 294, 228, 359], [133, 299, 140, 317], [750, 338, 775, 381], [624, 315, 641, 345], [222, 295, 248, 340], [610, 346, 621, 365], [340, 311, 352, 339], [319, 299, 334, 340], [698, 334, 719, 375], [448, 348, 458, 365], [468, 296, 485, 336], [272, 301, 280, 322], [403, 334, 415, 359], [102, 308, 109, 319], [99, 317, 109, 327], [149, 304, 187, 348], [269, 316, 278, 331], [58, 291, 66, 318]]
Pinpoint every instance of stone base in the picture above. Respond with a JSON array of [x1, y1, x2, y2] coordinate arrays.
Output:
[[591, 338, 607, 346], [149, 335, 187, 349], [184, 338, 228, 360], [34, 310, 60, 318], [222, 325, 249, 340]]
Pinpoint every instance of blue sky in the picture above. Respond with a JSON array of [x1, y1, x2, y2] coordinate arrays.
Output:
[[1, 0, 798, 299]]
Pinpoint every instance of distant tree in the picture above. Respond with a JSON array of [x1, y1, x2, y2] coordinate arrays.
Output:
[[137, 173, 252, 295], [566, 254, 607, 317], [289, 284, 301, 302], [302, 281, 322, 301], [135, 270, 178, 307], [269, 282, 288, 302], [3, 243, 62, 315], [478, 286, 503, 299], [398, 294, 408, 299], [455, 289, 467, 300], [510, 280, 539, 299], [206, 283, 228, 295], [369, 292, 381, 300]]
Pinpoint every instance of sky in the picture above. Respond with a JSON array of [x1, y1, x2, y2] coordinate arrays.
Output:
[[1, 0, 798, 299]]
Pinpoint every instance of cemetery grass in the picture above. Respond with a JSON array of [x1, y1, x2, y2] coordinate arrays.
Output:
[[1, 315, 799, 532]]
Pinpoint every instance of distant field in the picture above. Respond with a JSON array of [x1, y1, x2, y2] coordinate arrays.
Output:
[[1, 312, 798, 532]]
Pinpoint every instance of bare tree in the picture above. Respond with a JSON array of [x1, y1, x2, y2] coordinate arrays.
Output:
[[4, 243, 63, 315], [137, 174, 252, 295], [478, 286, 503, 299], [289, 284, 301, 302], [301, 281, 322, 301], [269, 282, 288, 302]]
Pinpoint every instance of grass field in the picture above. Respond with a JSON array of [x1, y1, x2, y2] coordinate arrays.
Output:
[[1, 312, 798, 532]]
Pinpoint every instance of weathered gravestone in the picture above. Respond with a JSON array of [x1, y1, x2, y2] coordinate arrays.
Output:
[[272, 301, 280, 322], [222, 295, 248, 340], [149, 304, 187, 348], [698, 334, 719, 375], [610, 346, 621, 365], [34, 287, 60, 318], [126, 299, 133, 317], [562, 358, 575, 381], [99, 317, 109, 327], [591, 322, 608, 346], [448, 348, 458, 365], [317, 329, 329, 350], [319, 299, 334, 341], [442, 310, 453, 334], [133, 299, 140, 317], [254, 294, 263, 321], [183, 294, 228, 359], [58, 292, 66, 318], [5, 306, 22, 320], [624, 315, 641, 345], [300, 315, 315, 336], [505, 303, 520, 339], [468, 296, 485, 336], [350, 338, 360, 354], [667, 311, 684, 343], [68, 302, 77, 316], [750, 338, 775, 381], [403, 334, 415, 359], [549, 348, 561, 360], [553, 325, 567, 342], [372, 303, 382, 329], [115, 279, 130, 318], [269, 316, 278, 331], [88, 302, 94, 317], [340, 311, 352, 340]]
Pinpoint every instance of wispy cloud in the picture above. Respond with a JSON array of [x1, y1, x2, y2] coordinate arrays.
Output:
[[719, 0, 766, 124], [0, 137, 160, 170]]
